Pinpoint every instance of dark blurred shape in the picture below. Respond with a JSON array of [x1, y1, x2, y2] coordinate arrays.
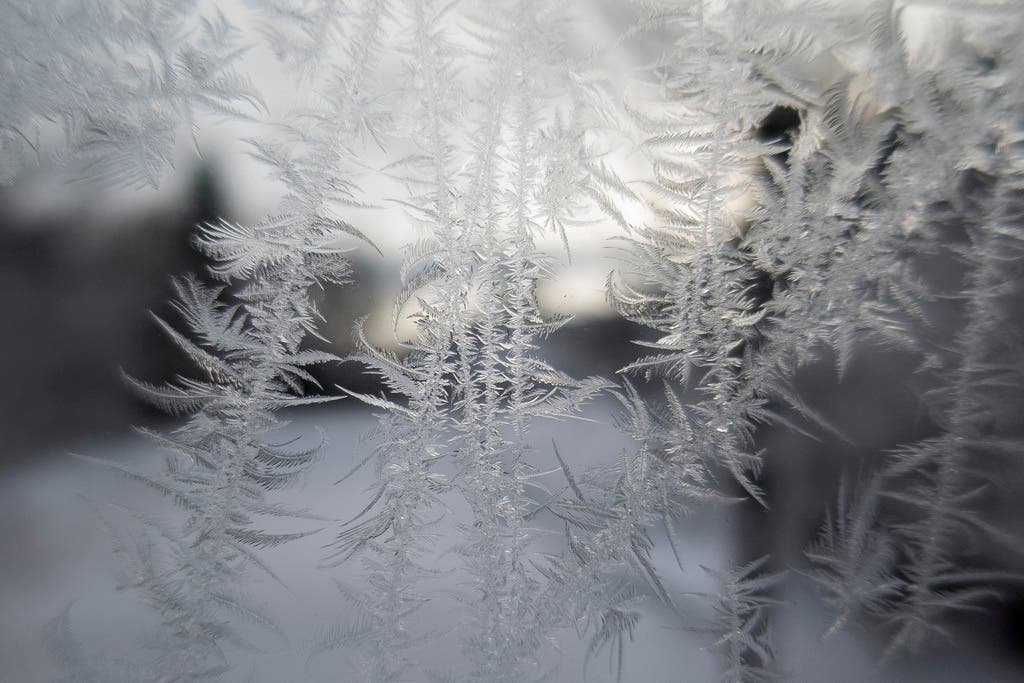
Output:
[[756, 105, 801, 164], [541, 317, 657, 382], [0, 164, 222, 466]]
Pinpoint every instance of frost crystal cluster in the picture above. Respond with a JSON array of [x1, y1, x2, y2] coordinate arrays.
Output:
[[6, 0, 1024, 681]]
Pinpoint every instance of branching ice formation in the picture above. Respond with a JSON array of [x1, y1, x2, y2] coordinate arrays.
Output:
[[7, 0, 1023, 680]]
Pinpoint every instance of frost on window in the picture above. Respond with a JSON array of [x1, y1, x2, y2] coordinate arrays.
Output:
[[2, 1, 1024, 681]]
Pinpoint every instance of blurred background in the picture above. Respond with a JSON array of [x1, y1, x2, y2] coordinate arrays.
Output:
[[2, 1, 1024, 681]]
